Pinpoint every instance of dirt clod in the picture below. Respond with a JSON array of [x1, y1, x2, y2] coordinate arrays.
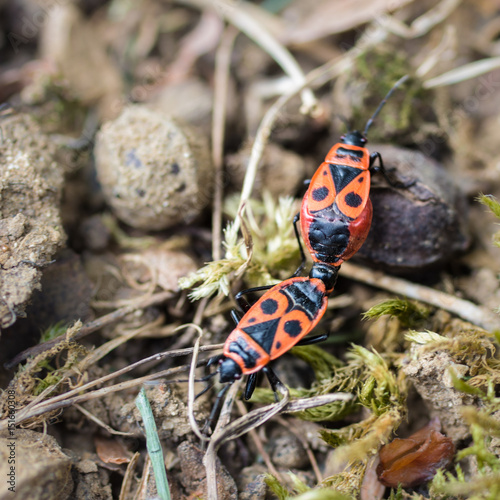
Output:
[[0, 114, 66, 330], [403, 348, 478, 441], [95, 106, 213, 230], [270, 434, 309, 469], [112, 384, 209, 441], [177, 441, 237, 499], [0, 429, 73, 500]]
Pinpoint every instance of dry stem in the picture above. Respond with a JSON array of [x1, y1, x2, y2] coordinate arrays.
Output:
[[342, 262, 500, 331]]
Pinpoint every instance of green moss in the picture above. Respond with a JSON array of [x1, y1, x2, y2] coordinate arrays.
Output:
[[179, 193, 301, 299], [39, 321, 69, 343], [265, 473, 355, 499], [477, 193, 500, 220], [290, 345, 343, 381], [363, 299, 430, 328], [478, 194, 500, 249]]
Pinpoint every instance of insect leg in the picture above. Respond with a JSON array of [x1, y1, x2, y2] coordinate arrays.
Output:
[[292, 212, 306, 277], [295, 333, 329, 346], [235, 285, 275, 312], [262, 366, 284, 402], [231, 309, 243, 325], [202, 384, 230, 436], [244, 372, 259, 400], [370, 152, 414, 188]]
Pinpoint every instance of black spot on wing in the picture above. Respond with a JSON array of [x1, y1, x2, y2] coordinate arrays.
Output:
[[345, 192, 363, 208], [312, 186, 329, 202], [261, 298, 278, 315], [284, 319, 302, 337]]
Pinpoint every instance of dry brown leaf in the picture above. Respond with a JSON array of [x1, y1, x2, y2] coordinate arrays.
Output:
[[94, 436, 132, 465]]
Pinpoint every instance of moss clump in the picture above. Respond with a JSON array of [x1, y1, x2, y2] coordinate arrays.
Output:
[[179, 193, 301, 299]]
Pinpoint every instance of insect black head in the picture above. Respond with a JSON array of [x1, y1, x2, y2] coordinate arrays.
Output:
[[218, 357, 242, 383], [309, 263, 339, 292], [340, 130, 367, 147]]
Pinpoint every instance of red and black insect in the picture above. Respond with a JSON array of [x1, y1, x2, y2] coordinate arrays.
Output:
[[207, 262, 338, 400], [294, 75, 409, 269]]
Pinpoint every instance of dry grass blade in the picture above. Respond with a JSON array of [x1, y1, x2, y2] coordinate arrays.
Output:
[[78, 315, 165, 370], [210, 383, 291, 449], [205, 379, 242, 499], [7, 290, 174, 368], [176, 0, 317, 113], [379, 0, 460, 38], [212, 26, 238, 261], [423, 56, 500, 88], [119, 451, 140, 500], [236, 400, 283, 481], [187, 324, 211, 441], [0, 344, 224, 431], [75, 403, 135, 436], [203, 390, 353, 498]]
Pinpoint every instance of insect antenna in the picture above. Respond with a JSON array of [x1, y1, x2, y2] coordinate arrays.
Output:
[[195, 379, 216, 400], [363, 74, 409, 137]]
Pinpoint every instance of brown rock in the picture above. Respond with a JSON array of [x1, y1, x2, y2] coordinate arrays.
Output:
[[357, 145, 470, 273]]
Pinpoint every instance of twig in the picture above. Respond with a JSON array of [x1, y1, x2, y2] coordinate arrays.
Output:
[[74, 403, 135, 436], [379, 0, 460, 38], [0, 344, 224, 431], [119, 451, 140, 500], [236, 400, 283, 481], [134, 455, 152, 500], [342, 262, 500, 331], [424, 56, 500, 88], [187, 325, 211, 441], [78, 314, 165, 371], [212, 26, 238, 261], [205, 380, 242, 499], [6, 290, 174, 368], [4, 366, 188, 430]]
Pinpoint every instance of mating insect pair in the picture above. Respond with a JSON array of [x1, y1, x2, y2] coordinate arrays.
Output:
[[203, 75, 409, 401]]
